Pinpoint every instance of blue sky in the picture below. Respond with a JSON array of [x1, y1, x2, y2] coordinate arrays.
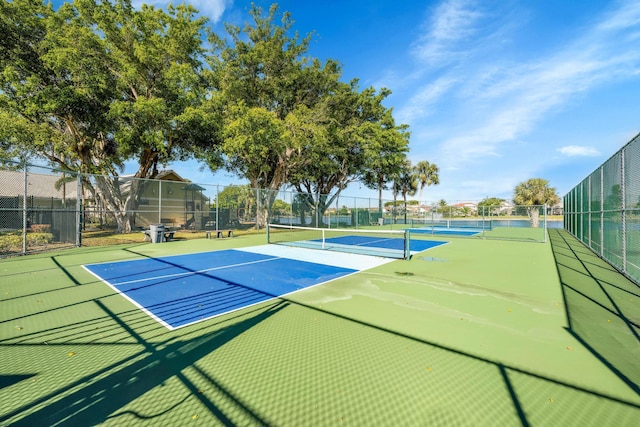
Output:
[[58, 0, 640, 202]]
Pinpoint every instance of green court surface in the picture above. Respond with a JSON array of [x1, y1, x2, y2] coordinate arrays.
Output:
[[1, 230, 638, 425]]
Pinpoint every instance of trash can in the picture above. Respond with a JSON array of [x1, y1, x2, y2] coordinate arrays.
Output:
[[149, 224, 165, 243]]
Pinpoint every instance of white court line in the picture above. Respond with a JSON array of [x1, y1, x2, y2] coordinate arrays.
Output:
[[83, 265, 174, 330], [235, 245, 395, 271], [83, 246, 394, 331]]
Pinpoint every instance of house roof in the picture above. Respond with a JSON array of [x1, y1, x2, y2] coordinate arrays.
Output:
[[0, 170, 80, 199], [0, 168, 204, 201], [120, 170, 188, 182], [453, 202, 478, 208], [117, 170, 193, 195]]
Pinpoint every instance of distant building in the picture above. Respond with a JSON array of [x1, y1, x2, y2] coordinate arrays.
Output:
[[0, 169, 81, 208], [0, 169, 81, 233], [0, 169, 212, 230], [452, 202, 478, 216], [116, 170, 211, 229]]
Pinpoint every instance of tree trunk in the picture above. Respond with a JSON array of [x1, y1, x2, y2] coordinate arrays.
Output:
[[393, 182, 398, 224], [528, 207, 540, 228], [378, 176, 384, 214], [254, 187, 280, 229], [91, 175, 145, 233], [403, 191, 408, 225]]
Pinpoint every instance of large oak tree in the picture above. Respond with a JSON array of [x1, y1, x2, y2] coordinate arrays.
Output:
[[0, 0, 215, 232], [203, 4, 341, 227]]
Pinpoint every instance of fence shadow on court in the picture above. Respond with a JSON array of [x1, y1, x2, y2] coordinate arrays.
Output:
[[3, 240, 640, 425], [549, 229, 640, 394], [1, 295, 286, 426]]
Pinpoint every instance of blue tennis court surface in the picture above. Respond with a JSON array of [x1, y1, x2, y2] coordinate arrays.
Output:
[[410, 227, 482, 236], [84, 236, 448, 329], [322, 235, 446, 252], [84, 249, 358, 329]]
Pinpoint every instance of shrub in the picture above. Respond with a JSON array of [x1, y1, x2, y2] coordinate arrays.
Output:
[[27, 233, 53, 247], [30, 224, 51, 233]]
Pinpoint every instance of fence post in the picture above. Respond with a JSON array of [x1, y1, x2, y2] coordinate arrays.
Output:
[[586, 176, 591, 246], [353, 197, 357, 229], [216, 185, 220, 233], [543, 204, 547, 243], [158, 180, 162, 224], [599, 166, 604, 256], [579, 181, 583, 242], [22, 164, 28, 255], [76, 173, 82, 247], [621, 147, 626, 274]]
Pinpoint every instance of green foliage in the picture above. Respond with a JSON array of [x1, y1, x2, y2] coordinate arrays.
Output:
[[478, 197, 505, 207], [0, 233, 22, 253], [413, 160, 439, 199], [289, 80, 410, 224], [604, 184, 622, 210], [222, 104, 290, 189], [0, 0, 216, 233], [2, 1, 416, 230], [204, 4, 344, 226], [271, 199, 291, 216], [1, 0, 213, 172], [0, 231, 53, 252], [394, 161, 418, 199], [384, 200, 418, 207], [478, 197, 505, 215], [513, 178, 559, 227], [215, 184, 254, 208], [513, 178, 559, 206], [361, 113, 410, 211]]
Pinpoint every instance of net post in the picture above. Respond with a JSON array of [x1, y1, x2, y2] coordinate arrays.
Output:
[[543, 204, 547, 243], [266, 223, 270, 244], [404, 229, 411, 260]]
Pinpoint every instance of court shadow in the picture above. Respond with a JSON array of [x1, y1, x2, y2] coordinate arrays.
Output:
[[0, 374, 37, 390], [549, 229, 640, 394], [5, 301, 286, 426]]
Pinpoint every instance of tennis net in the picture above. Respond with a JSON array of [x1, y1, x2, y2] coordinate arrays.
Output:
[[408, 219, 493, 230], [266, 224, 411, 259]]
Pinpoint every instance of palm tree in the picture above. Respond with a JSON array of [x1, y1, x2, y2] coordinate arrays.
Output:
[[513, 178, 559, 227], [394, 161, 418, 224], [414, 160, 440, 200]]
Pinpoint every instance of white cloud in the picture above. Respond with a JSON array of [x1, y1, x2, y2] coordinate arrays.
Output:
[[397, 77, 457, 123], [557, 145, 601, 157], [133, 0, 231, 22], [407, 0, 640, 172], [412, 0, 483, 65], [596, 0, 640, 31]]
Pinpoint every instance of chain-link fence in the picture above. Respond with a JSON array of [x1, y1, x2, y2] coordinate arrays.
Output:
[[564, 132, 640, 285], [0, 161, 80, 257], [1, 160, 559, 257]]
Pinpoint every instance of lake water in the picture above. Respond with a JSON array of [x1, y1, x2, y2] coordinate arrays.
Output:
[[492, 219, 563, 229]]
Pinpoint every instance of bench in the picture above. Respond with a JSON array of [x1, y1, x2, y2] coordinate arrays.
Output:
[[205, 229, 234, 239]]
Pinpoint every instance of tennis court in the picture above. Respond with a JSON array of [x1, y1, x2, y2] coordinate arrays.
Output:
[[409, 226, 484, 236], [1, 230, 639, 425], [266, 224, 446, 258], [84, 246, 394, 329]]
